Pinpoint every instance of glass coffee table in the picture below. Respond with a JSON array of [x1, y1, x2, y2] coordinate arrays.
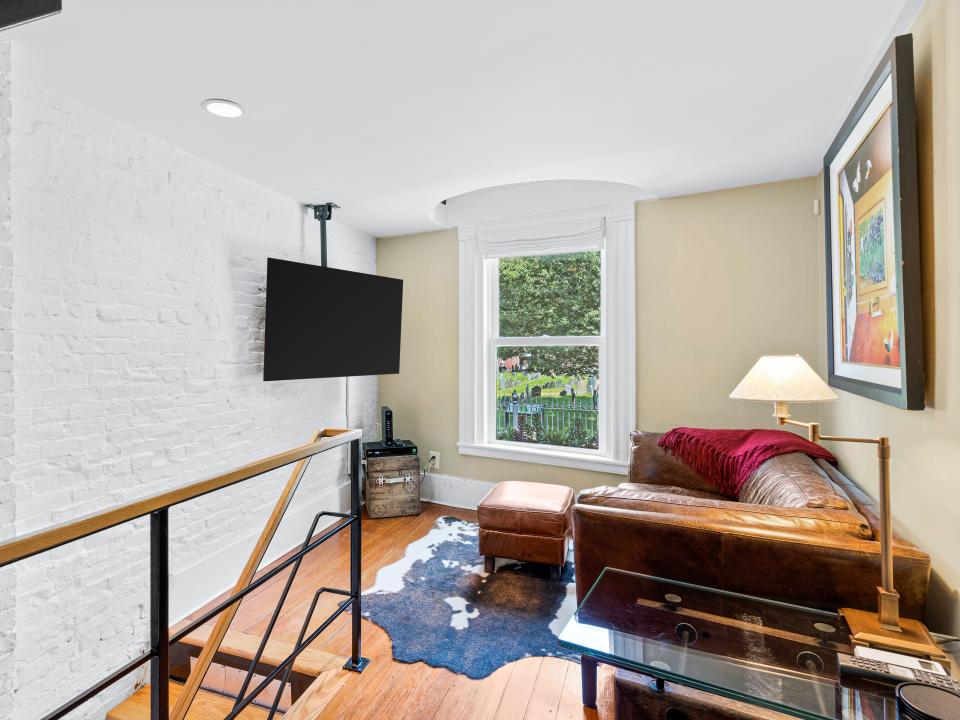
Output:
[[559, 568, 960, 719]]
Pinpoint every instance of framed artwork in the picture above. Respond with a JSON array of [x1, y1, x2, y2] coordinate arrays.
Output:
[[823, 34, 924, 409]]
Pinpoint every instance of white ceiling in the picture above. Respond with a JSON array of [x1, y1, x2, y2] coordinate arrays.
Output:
[[9, 0, 917, 237]]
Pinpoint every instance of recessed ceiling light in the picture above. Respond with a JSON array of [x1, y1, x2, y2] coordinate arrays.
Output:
[[201, 98, 243, 118]]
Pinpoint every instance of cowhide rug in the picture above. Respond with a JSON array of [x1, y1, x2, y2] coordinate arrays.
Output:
[[362, 516, 578, 679]]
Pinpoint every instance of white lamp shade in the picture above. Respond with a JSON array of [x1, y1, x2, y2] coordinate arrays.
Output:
[[730, 355, 838, 403]]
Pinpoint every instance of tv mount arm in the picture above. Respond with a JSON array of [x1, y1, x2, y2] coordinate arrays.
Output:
[[308, 203, 340, 267]]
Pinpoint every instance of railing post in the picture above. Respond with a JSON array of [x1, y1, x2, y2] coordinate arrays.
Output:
[[343, 438, 369, 672], [150, 509, 169, 719]]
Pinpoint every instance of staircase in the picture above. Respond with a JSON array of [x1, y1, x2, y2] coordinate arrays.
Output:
[[107, 627, 346, 719], [0, 428, 367, 720], [108, 671, 347, 720], [108, 682, 270, 720], [171, 626, 344, 701]]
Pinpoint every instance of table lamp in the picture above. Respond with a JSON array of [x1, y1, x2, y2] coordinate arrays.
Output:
[[731, 355, 941, 659]]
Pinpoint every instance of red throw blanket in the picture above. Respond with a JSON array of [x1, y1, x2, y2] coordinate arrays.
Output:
[[657, 427, 836, 497]]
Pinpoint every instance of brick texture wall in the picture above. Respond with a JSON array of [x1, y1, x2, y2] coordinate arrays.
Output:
[[0, 39, 16, 718], [4, 62, 378, 719]]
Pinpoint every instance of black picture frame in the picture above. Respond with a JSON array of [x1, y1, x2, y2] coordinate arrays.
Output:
[[823, 34, 924, 410]]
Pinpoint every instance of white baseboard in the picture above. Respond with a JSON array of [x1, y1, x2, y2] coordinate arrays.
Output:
[[169, 479, 352, 623], [420, 472, 495, 510]]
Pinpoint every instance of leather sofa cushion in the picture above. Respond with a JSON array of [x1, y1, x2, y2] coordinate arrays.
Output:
[[739, 452, 850, 510], [477, 480, 573, 537], [629, 431, 728, 496], [577, 486, 873, 539]]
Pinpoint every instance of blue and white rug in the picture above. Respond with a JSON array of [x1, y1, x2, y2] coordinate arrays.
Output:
[[362, 516, 578, 679]]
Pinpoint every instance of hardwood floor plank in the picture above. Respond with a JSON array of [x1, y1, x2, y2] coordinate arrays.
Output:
[[467, 662, 515, 720], [524, 657, 569, 720], [556, 660, 588, 720], [493, 656, 544, 720], [339, 654, 415, 718], [430, 671, 481, 720], [399, 667, 457, 720], [311, 625, 392, 711]]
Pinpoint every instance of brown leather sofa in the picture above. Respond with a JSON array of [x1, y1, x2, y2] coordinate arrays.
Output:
[[574, 431, 931, 617], [574, 431, 932, 719]]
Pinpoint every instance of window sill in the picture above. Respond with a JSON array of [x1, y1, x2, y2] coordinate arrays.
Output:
[[457, 442, 628, 475]]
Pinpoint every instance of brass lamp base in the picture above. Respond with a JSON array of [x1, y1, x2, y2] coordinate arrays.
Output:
[[841, 605, 949, 669]]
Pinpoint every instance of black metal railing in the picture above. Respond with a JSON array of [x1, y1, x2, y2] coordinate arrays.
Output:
[[0, 428, 369, 720]]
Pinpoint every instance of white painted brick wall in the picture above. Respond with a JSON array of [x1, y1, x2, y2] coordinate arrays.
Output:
[[4, 57, 378, 719], [0, 39, 17, 718]]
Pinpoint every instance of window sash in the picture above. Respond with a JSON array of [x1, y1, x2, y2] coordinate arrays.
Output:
[[484, 251, 606, 453], [488, 340, 605, 455], [491, 336, 601, 346]]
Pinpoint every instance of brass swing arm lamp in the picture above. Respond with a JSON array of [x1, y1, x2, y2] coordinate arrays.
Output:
[[772, 402, 897, 633], [731, 355, 938, 658]]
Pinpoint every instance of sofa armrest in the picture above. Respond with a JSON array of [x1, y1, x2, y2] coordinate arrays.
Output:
[[572, 503, 930, 619], [578, 486, 874, 539]]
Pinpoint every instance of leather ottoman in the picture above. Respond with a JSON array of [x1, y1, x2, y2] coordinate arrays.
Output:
[[477, 481, 574, 580]]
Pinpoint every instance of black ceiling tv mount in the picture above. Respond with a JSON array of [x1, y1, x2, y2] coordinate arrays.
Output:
[[307, 202, 340, 267]]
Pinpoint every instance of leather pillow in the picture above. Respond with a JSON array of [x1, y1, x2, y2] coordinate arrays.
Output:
[[629, 431, 729, 496], [738, 452, 849, 510]]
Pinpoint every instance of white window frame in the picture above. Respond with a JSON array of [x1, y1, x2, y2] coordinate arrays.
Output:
[[458, 203, 636, 474]]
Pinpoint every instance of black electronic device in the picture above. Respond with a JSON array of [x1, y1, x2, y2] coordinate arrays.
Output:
[[263, 258, 402, 381], [363, 440, 418, 459], [382, 406, 394, 445], [897, 682, 960, 720], [837, 653, 958, 692]]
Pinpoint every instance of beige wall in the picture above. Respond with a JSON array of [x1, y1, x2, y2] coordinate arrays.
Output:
[[377, 176, 821, 494], [817, 0, 960, 635], [635, 178, 822, 431]]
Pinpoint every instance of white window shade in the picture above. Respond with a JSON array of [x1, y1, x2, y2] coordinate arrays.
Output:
[[475, 215, 604, 258]]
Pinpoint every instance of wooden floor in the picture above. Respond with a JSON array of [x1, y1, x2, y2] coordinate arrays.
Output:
[[177, 503, 602, 720]]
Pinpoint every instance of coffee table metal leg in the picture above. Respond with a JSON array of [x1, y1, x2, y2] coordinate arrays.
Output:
[[581, 655, 598, 708]]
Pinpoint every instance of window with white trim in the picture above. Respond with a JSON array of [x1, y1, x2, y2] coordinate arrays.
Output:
[[458, 205, 635, 474]]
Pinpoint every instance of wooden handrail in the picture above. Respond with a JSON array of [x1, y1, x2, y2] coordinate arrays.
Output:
[[0, 427, 361, 568]]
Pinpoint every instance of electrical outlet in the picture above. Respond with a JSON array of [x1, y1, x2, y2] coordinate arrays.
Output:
[[428, 450, 440, 471]]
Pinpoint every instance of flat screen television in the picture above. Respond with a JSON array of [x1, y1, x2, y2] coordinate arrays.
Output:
[[263, 258, 403, 380]]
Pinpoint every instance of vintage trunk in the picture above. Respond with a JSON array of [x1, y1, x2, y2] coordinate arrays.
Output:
[[364, 455, 421, 519]]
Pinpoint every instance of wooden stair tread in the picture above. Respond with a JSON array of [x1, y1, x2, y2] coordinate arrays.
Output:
[[182, 624, 343, 677], [107, 682, 269, 720], [283, 668, 348, 720]]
